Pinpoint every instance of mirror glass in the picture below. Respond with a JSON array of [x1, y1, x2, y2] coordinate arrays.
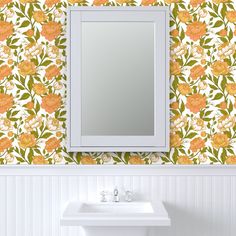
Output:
[[81, 22, 155, 136]]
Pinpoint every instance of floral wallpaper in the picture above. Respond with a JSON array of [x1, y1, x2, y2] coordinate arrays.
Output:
[[0, 0, 236, 165]]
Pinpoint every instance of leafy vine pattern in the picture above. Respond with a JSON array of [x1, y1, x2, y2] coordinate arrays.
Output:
[[0, 0, 235, 165]]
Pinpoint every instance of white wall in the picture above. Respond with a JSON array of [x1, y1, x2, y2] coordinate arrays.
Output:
[[0, 166, 235, 236]]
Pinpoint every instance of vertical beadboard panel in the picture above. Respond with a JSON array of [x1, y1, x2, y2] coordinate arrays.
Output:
[[0, 174, 236, 236], [0, 176, 7, 236]]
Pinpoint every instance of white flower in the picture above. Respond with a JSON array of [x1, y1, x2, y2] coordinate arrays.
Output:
[[171, 115, 188, 131], [217, 115, 235, 131], [5, 9, 14, 18], [24, 115, 42, 131], [191, 117, 205, 131], [47, 117, 60, 131], [198, 9, 208, 18], [218, 43, 235, 59], [191, 45, 204, 58], [149, 153, 159, 163], [47, 45, 59, 59], [5, 81, 14, 90], [101, 153, 112, 163], [198, 153, 207, 163], [0, 118, 12, 131], [0, 45, 11, 59], [24, 43, 42, 59], [198, 81, 207, 90], [54, 153, 63, 163], [54, 9, 63, 18], [5, 153, 14, 163], [171, 43, 187, 59], [54, 81, 63, 90]]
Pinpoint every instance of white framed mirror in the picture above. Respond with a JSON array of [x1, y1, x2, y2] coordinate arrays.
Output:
[[67, 7, 169, 152]]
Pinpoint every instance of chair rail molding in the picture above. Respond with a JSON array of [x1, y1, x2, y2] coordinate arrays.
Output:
[[0, 165, 236, 176]]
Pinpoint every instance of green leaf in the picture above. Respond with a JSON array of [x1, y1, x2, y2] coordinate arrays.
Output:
[[21, 21, 30, 28], [214, 21, 223, 27], [186, 132, 197, 139], [187, 60, 197, 66], [213, 93, 223, 100], [21, 93, 30, 100], [41, 132, 52, 138]]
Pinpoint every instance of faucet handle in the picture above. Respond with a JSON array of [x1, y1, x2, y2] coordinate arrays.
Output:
[[100, 191, 108, 202], [125, 190, 133, 202]]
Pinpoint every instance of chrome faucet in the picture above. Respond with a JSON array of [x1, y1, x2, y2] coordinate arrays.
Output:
[[113, 187, 119, 202]]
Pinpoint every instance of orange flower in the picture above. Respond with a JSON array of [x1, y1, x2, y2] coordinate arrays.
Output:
[[45, 0, 60, 7], [32, 156, 49, 164], [170, 101, 179, 109], [45, 65, 60, 80], [0, 137, 12, 152], [170, 29, 179, 37], [0, 21, 13, 41], [41, 94, 62, 113], [190, 0, 205, 7], [170, 61, 181, 75], [226, 11, 236, 23], [141, 0, 156, 5], [33, 83, 48, 95], [186, 93, 206, 113], [45, 137, 60, 152], [190, 65, 205, 80], [41, 21, 62, 41], [81, 155, 97, 164], [0, 65, 12, 80], [211, 61, 229, 76], [170, 133, 182, 148], [190, 137, 205, 152], [0, 0, 11, 7], [226, 83, 236, 95], [33, 11, 47, 23], [211, 133, 229, 148], [219, 29, 227, 37], [26, 101, 34, 109], [225, 156, 236, 165], [0, 93, 13, 113], [177, 156, 193, 165], [129, 155, 145, 165], [93, 0, 108, 5], [25, 29, 34, 37], [19, 133, 36, 148], [219, 101, 227, 110], [178, 11, 192, 23], [178, 83, 192, 95], [18, 61, 36, 76], [186, 21, 206, 41], [56, 131, 62, 137]]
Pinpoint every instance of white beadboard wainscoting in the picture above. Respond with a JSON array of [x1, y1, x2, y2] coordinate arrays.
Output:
[[0, 166, 236, 236]]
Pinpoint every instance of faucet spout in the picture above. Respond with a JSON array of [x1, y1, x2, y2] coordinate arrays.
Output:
[[113, 188, 119, 202]]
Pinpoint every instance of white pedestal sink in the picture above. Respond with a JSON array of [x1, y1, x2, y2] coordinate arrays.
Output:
[[61, 201, 170, 236]]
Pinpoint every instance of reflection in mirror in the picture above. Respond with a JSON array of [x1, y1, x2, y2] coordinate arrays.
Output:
[[81, 22, 154, 136]]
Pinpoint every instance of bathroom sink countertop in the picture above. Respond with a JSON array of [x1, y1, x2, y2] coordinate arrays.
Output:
[[61, 201, 171, 226]]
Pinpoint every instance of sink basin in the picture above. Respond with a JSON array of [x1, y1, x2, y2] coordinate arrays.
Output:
[[61, 201, 170, 227], [79, 202, 154, 214]]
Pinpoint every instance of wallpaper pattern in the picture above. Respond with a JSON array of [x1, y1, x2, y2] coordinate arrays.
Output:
[[0, 0, 235, 165]]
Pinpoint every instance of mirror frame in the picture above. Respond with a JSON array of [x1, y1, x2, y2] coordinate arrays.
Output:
[[66, 7, 169, 152]]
